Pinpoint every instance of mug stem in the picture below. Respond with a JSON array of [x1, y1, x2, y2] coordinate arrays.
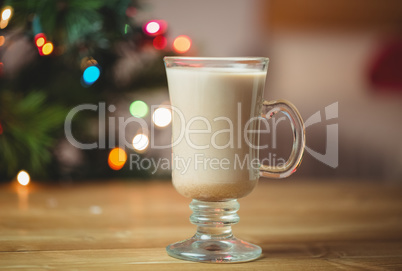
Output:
[[191, 199, 239, 239], [166, 200, 262, 263]]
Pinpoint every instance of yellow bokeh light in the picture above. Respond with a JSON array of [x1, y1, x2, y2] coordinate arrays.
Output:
[[17, 170, 30, 186], [132, 134, 149, 152], [152, 107, 172, 127], [36, 37, 45, 47], [108, 147, 127, 170], [42, 42, 54, 55], [0, 36, 4, 46], [173, 35, 192, 53], [1, 7, 12, 21], [0, 19, 8, 29]]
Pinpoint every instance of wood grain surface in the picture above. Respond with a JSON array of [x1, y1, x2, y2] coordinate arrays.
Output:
[[1, 179, 402, 270]]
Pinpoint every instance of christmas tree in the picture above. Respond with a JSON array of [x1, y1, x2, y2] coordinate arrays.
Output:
[[0, 0, 188, 182]]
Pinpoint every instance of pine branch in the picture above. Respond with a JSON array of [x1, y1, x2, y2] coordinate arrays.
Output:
[[0, 91, 67, 178]]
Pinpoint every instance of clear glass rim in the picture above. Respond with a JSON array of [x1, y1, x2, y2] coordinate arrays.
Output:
[[164, 57, 269, 71], [164, 56, 269, 63]]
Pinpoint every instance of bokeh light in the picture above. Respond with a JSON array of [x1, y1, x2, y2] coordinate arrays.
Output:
[[80, 57, 98, 71], [152, 107, 172, 127], [0, 36, 4, 46], [42, 42, 53, 55], [144, 20, 167, 36], [173, 35, 192, 53], [36, 37, 45, 47], [108, 147, 127, 170], [125, 6, 137, 17], [129, 100, 148, 118], [83, 65, 100, 85], [0, 19, 8, 29], [145, 21, 160, 35], [1, 7, 12, 21], [34, 33, 46, 42], [17, 170, 30, 186], [132, 133, 149, 151], [153, 35, 167, 50]]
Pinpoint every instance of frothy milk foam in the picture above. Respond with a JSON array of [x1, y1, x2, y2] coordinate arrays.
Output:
[[167, 67, 266, 201]]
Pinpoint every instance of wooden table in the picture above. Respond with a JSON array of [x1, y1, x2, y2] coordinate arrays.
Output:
[[1, 179, 402, 270]]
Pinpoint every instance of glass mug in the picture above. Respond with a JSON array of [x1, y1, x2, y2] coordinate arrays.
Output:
[[164, 57, 305, 263]]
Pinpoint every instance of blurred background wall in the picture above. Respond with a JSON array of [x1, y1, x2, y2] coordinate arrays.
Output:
[[144, 0, 402, 181]]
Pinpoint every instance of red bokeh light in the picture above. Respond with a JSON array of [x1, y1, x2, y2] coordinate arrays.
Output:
[[143, 20, 167, 36], [153, 36, 167, 50], [37, 46, 44, 56], [125, 6, 137, 17], [34, 33, 47, 55]]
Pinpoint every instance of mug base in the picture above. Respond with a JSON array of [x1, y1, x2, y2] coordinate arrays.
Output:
[[166, 235, 262, 263]]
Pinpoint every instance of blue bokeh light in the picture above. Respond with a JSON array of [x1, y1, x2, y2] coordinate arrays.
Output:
[[83, 66, 100, 85]]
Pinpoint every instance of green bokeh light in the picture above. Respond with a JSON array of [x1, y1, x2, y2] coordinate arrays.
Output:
[[129, 100, 148, 118]]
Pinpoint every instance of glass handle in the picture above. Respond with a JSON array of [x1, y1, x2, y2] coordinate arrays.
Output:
[[260, 100, 306, 178]]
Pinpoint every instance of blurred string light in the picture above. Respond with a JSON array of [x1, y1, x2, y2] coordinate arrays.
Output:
[[34, 33, 46, 44], [173, 35, 191, 53], [0, 36, 5, 46], [132, 133, 149, 152], [152, 107, 172, 127], [0, 6, 12, 29], [80, 57, 100, 86], [129, 100, 148, 118], [42, 42, 53, 55], [83, 66, 100, 84], [143, 20, 167, 36], [108, 147, 127, 170], [125, 6, 137, 17], [143, 19, 194, 52], [34, 33, 53, 56], [143, 20, 169, 51], [1, 6, 12, 21], [36, 37, 45, 47], [17, 170, 30, 186], [146, 21, 159, 34], [153, 35, 167, 50], [80, 57, 98, 71], [0, 19, 8, 29]]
